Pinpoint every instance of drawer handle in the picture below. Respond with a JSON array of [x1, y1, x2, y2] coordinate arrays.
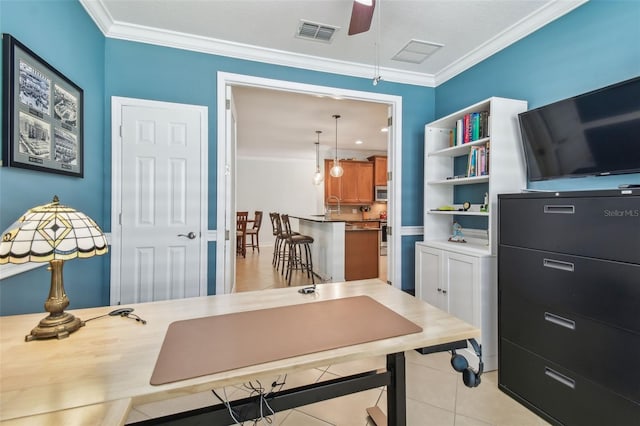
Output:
[[544, 205, 575, 214], [543, 258, 575, 272], [545, 367, 576, 389], [544, 312, 576, 330]]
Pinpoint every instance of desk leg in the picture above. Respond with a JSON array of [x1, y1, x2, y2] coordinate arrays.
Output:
[[387, 351, 406, 426]]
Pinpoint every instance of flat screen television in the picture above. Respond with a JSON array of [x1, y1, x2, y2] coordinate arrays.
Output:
[[518, 76, 640, 181]]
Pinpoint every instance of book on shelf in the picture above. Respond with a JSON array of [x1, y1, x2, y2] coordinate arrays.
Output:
[[451, 110, 490, 145], [467, 145, 489, 177]]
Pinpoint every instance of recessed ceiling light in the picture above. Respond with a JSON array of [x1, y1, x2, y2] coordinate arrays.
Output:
[[355, 140, 363, 145]]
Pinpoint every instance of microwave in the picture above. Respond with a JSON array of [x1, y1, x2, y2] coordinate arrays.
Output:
[[375, 186, 388, 202]]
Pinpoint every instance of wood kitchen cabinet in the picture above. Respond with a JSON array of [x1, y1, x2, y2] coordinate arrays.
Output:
[[324, 160, 374, 205], [367, 155, 387, 186]]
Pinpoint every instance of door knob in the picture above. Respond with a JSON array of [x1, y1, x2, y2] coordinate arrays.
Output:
[[178, 232, 196, 239]]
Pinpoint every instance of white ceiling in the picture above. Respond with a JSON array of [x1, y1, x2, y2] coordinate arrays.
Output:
[[81, 0, 586, 158], [232, 85, 390, 158]]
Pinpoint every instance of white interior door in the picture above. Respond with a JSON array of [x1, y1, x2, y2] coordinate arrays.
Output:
[[224, 85, 238, 294], [111, 97, 208, 305]]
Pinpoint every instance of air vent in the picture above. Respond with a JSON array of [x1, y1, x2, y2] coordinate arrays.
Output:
[[392, 39, 443, 64], [296, 20, 339, 43]]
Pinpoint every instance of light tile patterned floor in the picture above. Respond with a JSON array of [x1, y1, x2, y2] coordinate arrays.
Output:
[[126, 246, 548, 425]]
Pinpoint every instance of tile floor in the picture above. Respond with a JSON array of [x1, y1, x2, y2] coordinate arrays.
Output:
[[125, 245, 549, 425]]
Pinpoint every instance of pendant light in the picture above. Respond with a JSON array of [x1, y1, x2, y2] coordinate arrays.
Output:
[[312, 130, 324, 185], [329, 114, 344, 177]]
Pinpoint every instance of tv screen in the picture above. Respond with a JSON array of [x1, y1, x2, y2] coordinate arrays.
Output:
[[518, 76, 640, 181]]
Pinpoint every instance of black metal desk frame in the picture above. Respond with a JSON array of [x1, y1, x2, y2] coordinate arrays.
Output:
[[130, 340, 468, 426]]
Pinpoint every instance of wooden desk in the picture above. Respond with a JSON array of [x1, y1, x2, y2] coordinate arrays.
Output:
[[0, 280, 479, 425]]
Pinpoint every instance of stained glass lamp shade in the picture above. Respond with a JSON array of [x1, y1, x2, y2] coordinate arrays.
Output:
[[0, 196, 108, 341]]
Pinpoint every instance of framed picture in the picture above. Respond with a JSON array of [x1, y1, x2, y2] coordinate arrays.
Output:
[[2, 33, 83, 177]]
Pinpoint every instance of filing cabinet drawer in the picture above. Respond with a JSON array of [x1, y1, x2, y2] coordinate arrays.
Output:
[[499, 245, 640, 332], [501, 293, 640, 402], [500, 339, 640, 426], [499, 196, 640, 264]]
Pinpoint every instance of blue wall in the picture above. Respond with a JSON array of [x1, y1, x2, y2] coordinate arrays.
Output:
[[2, 0, 638, 314], [103, 38, 434, 297], [436, 0, 640, 190], [0, 0, 106, 315], [0, 0, 434, 314]]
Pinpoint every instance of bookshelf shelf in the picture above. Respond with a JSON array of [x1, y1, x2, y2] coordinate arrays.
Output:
[[428, 176, 489, 185], [428, 137, 490, 158], [428, 210, 489, 217]]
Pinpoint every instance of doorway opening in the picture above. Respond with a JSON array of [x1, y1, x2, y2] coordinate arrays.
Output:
[[216, 72, 403, 295]]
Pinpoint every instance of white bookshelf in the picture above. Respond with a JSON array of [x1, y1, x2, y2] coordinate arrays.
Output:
[[423, 97, 528, 255], [416, 96, 527, 371]]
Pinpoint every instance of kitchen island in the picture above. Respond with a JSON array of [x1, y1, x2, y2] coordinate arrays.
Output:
[[345, 222, 380, 281], [290, 215, 346, 282], [291, 216, 381, 283]]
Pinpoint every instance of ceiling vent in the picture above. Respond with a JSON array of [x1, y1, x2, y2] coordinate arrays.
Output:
[[296, 20, 339, 43], [392, 39, 443, 64]]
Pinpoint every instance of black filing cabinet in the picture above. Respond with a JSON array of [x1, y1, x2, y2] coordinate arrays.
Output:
[[498, 189, 640, 426]]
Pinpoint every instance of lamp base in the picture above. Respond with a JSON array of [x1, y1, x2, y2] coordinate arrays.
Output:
[[25, 312, 85, 342]]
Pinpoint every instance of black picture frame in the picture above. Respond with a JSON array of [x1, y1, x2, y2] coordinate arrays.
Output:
[[2, 33, 84, 178]]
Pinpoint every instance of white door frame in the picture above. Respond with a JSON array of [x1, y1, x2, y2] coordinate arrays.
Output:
[[216, 72, 403, 295], [110, 96, 209, 305]]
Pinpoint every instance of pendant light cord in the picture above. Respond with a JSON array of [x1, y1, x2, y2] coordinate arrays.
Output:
[[333, 114, 341, 163]]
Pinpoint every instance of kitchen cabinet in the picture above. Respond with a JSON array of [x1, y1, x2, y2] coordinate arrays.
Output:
[[324, 160, 374, 205], [415, 242, 496, 370], [367, 155, 387, 187]]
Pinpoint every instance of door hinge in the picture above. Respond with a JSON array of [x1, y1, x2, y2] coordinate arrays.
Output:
[[119, 125, 122, 137], [226, 99, 231, 110], [387, 116, 393, 127], [387, 226, 391, 236], [225, 230, 230, 241], [387, 171, 392, 181], [119, 212, 122, 225]]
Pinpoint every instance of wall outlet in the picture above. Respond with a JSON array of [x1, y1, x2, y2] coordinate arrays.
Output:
[[352, 208, 357, 214]]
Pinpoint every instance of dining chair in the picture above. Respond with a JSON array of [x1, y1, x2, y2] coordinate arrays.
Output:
[[236, 211, 249, 257], [246, 211, 263, 253]]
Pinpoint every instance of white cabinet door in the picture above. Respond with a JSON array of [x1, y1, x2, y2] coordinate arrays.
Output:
[[416, 243, 478, 325], [415, 243, 445, 311], [444, 251, 477, 326]]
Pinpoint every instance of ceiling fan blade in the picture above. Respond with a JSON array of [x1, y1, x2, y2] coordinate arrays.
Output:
[[348, 0, 376, 36]]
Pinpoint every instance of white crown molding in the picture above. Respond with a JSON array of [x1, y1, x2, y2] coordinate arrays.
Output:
[[80, 0, 586, 88], [435, 0, 589, 85], [79, 0, 113, 35]]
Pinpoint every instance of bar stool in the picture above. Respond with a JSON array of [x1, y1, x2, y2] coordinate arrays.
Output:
[[271, 213, 299, 274], [269, 212, 285, 268], [280, 214, 315, 285]]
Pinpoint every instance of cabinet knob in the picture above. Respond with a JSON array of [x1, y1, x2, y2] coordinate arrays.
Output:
[[437, 288, 442, 292], [442, 290, 447, 294]]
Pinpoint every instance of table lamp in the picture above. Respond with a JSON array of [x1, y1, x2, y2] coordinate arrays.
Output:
[[0, 196, 108, 341]]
